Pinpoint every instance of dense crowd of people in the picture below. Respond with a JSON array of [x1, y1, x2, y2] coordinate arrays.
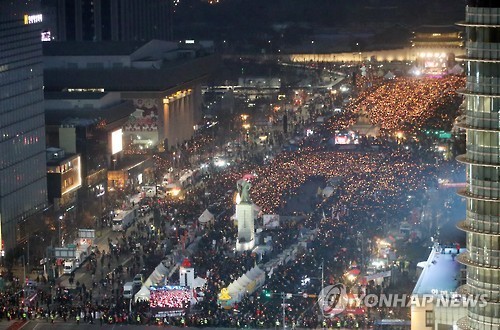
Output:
[[150, 288, 191, 310], [327, 75, 464, 134], [0, 66, 466, 328], [250, 147, 435, 214], [178, 140, 435, 328]]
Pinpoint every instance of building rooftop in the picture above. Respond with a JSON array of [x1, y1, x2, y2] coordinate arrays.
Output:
[[413, 25, 461, 34], [44, 91, 106, 100], [112, 156, 153, 172], [43, 41, 147, 56], [412, 243, 466, 296], [43, 39, 219, 93], [44, 97, 134, 129], [44, 54, 219, 92], [46, 148, 78, 165]]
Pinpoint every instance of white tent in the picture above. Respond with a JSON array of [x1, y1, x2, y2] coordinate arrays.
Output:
[[155, 262, 168, 276], [143, 277, 153, 288], [149, 270, 163, 283], [236, 274, 252, 288], [193, 276, 207, 289], [135, 285, 151, 302], [322, 186, 334, 198], [246, 266, 265, 291], [384, 71, 395, 80], [248, 266, 264, 280], [227, 280, 244, 293], [227, 281, 245, 302], [198, 209, 214, 223], [150, 263, 170, 285], [185, 237, 201, 256], [223, 266, 266, 304], [145, 261, 169, 285]]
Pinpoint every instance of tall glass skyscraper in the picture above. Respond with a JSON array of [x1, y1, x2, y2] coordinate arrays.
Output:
[[457, 1, 500, 329], [0, 1, 48, 252]]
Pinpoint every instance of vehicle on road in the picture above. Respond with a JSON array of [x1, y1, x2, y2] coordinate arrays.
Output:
[[112, 209, 137, 231], [63, 259, 78, 274], [123, 282, 136, 299], [63, 242, 91, 274], [133, 274, 144, 286]]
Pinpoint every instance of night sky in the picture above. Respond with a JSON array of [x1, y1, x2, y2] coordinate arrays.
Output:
[[174, 0, 465, 53], [175, 0, 465, 38]]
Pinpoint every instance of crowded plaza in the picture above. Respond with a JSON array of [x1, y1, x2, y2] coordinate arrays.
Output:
[[0, 60, 466, 330]]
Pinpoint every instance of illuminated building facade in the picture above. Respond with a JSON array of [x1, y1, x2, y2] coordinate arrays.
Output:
[[43, 39, 218, 150], [456, 1, 500, 329], [411, 25, 464, 75], [44, 91, 134, 196], [42, 0, 173, 42], [0, 2, 48, 252], [46, 148, 82, 203], [411, 25, 464, 49]]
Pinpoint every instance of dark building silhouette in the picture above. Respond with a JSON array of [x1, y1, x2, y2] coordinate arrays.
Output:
[[0, 1, 48, 251], [42, 0, 173, 42]]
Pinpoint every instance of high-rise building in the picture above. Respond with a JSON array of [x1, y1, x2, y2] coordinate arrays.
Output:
[[42, 0, 173, 42], [0, 1, 48, 252], [456, 1, 500, 329]]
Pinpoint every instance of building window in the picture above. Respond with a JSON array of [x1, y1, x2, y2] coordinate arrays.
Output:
[[425, 310, 434, 327]]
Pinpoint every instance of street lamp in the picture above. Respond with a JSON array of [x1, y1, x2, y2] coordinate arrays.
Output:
[[356, 42, 361, 62], [58, 215, 63, 247], [312, 40, 315, 62], [21, 254, 26, 286]]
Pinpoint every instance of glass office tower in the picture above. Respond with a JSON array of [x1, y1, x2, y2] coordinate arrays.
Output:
[[0, 1, 48, 252], [457, 1, 500, 329]]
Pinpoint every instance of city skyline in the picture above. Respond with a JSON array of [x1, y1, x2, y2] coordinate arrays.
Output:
[[0, 1, 498, 329]]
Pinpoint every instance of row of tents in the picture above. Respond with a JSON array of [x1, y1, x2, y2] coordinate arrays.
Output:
[[135, 261, 172, 302], [217, 229, 317, 307], [218, 266, 266, 307], [134, 237, 203, 302]]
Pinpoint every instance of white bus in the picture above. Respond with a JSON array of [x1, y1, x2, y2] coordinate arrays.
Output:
[[112, 209, 136, 231]]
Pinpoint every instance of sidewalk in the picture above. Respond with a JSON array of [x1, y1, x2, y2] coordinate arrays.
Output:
[[54, 214, 148, 290]]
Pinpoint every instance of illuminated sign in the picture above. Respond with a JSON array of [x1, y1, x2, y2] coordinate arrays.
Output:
[[24, 14, 43, 25], [439, 132, 452, 139], [111, 129, 123, 155], [41, 31, 51, 42]]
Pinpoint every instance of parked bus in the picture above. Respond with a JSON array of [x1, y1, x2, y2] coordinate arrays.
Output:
[[112, 209, 137, 231]]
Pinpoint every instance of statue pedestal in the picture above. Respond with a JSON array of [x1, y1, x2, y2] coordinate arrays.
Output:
[[235, 202, 255, 252]]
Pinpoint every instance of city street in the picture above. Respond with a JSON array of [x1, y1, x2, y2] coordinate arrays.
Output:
[[0, 32, 468, 330]]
